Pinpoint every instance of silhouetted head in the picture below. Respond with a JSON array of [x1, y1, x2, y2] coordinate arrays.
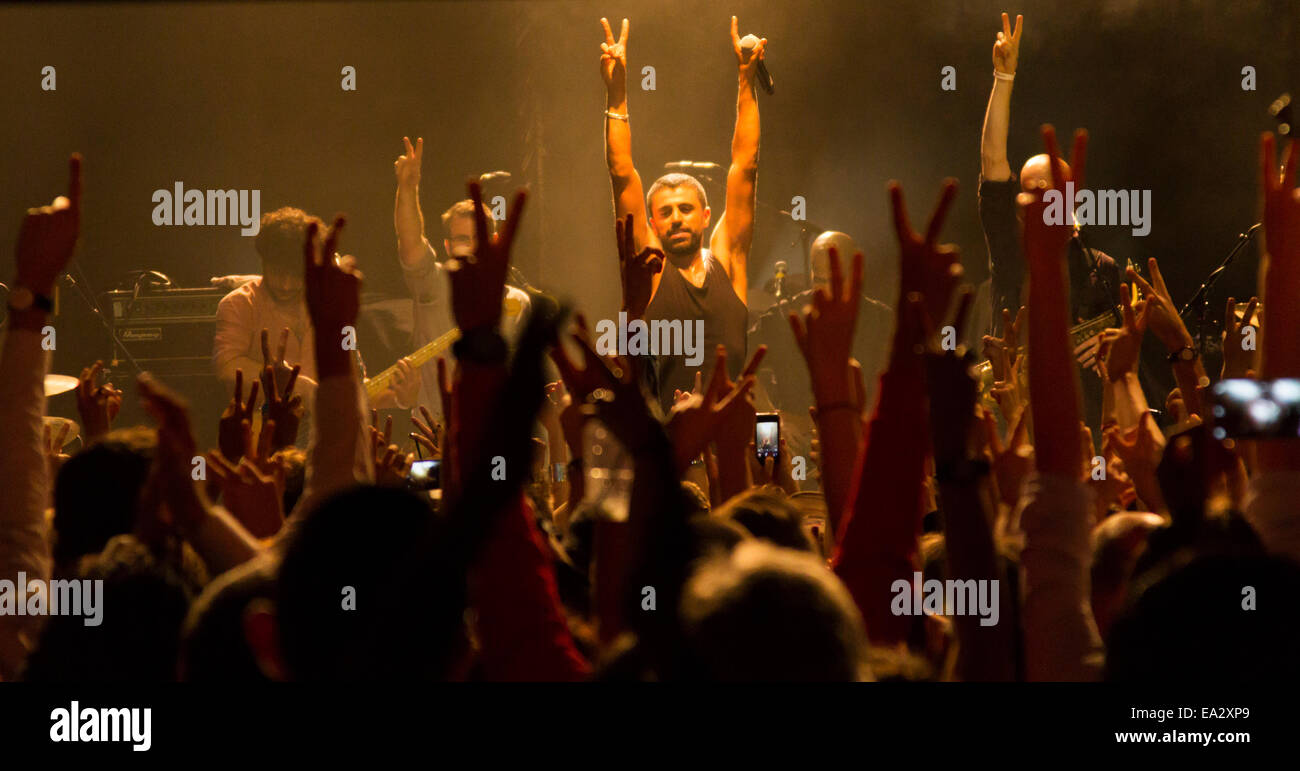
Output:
[[53, 427, 155, 569], [715, 488, 813, 552], [679, 541, 871, 680], [258, 485, 467, 680], [25, 535, 193, 682], [180, 555, 277, 682], [1105, 551, 1300, 681]]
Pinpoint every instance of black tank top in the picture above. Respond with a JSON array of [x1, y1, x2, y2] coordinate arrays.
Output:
[[644, 249, 748, 413]]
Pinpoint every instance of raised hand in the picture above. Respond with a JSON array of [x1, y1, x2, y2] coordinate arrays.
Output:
[[1100, 283, 1148, 381], [981, 405, 1033, 506], [890, 179, 963, 326], [992, 12, 1023, 75], [218, 369, 260, 461], [1221, 296, 1260, 379], [395, 136, 423, 191], [368, 409, 409, 486], [260, 327, 298, 401], [1018, 125, 1087, 261], [75, 360, 122, 442], [705, 343, 768, 452], [15, 153, 82, 296], [552, 317, 659, 456], [410, 404, 443, 459], [137, 373, 204, 531], [982, 305, 1026, 381], [787, 246, 863, 405], [616, 213, 663, 319], [207, 420, 285, 539], [261, 356, 303, 452], [1128, 258, 1193, 354], [731, 15, 767, 80], [666, 353, 757, 474], [548, 314, 608, 401], [447, 180, 525, 332], [599, 17, 629, 95], [1104, 411, 1168, 512], [304, 215, 359, 338]]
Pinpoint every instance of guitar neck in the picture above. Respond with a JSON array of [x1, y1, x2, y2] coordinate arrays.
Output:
[[1068, 305, 1123, 349], [364, 327, 461, 401]]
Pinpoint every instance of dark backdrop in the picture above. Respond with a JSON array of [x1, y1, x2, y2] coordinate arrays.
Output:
[[2, 0, 1297, 380]]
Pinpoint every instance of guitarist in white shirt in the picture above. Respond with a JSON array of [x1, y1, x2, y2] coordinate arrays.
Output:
[[392, 137, 530, 424]]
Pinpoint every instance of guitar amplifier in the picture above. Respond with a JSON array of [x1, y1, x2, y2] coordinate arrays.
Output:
[[102, 287, 226, 376]]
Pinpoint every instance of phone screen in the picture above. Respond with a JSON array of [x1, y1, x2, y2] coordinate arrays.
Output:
[[755, 413, 780, 460], [1211, 378, 1300, 439], [408, 459, 442, 490]]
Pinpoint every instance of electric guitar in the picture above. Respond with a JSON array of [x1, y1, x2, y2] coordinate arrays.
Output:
[[362, 296, 524, 403], [363, 326, 461, 403]]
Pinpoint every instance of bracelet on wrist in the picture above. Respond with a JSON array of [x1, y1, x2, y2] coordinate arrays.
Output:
[[604, 110, 628, 122], [993, 70, 1015, 81]]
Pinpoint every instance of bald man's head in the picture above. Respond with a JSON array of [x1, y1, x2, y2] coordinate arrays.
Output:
[[1018, 153, 1071, 193], [810, 231, 860, 287]]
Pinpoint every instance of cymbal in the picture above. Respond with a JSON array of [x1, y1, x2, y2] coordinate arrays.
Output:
[[42, 416, 81, 448], [44, 374, 78, 397]]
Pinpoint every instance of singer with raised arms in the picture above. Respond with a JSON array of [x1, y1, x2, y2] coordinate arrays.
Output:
[[601, 15, 764, 412]]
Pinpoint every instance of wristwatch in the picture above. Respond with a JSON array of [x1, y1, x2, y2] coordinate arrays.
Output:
[[7, 285, 53, 313], [452, 326, 507, 365], [1167, 345, 1198, 364]]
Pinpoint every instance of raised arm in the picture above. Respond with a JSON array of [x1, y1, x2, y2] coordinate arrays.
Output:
[[1256, 134, 1300, 473], [1243, 134, 1300, 561], [787, 246, 865, 537], [980, 13, 1021, 182], [710, 15, 764, 303], [1023, 127, 1086, 478], [1129, 258, 1207, 419], [1017, 125, 1104, 680], [394, 136, 431, 268], [602, 17, 655, 255], [832, 180, 963, 646], [920, 292, 1016, 680], [291, 216, 371, 521], [0, 153, 80, 681]]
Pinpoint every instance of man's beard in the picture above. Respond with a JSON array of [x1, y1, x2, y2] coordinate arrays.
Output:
[[663, 229, 702, 256], [267, 287, 302, 305]]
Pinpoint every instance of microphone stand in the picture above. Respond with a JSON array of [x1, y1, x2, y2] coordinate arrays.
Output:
[[1179, 223, 1261, 357], [64, 259, 144, 374]]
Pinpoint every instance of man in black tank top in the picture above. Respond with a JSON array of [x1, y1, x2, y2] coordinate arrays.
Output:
[[645, 247, 749, 412], [600, 15, 765, 412]]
